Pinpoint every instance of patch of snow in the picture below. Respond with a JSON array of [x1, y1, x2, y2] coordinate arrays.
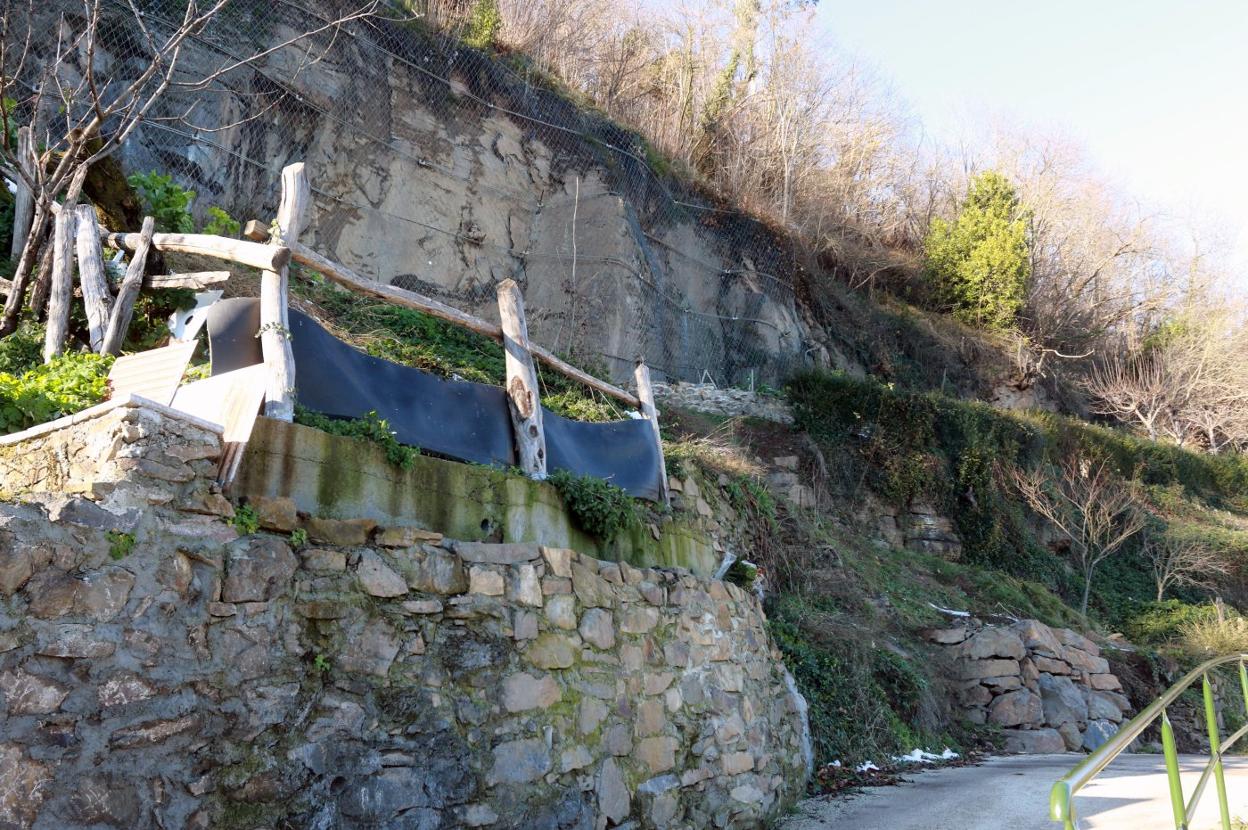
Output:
[[856, 761, 879, 773], [928, 602, 971, 617]]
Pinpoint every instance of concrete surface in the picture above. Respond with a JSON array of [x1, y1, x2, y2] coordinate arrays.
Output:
[[781, 754, 1248, 830]]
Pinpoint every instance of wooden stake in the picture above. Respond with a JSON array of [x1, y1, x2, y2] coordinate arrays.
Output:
[[101, 231, 290, 272], [101, 216, 155, 355], [497, 278, 547, 479], [29, 232, 56, 320], [10, 127, 34, 261], [74, 205, 113, 353], [634, 361, 670, 506], [144, 271, 230, 289], [43, 210, 76, 363], [259, 163, 309, 421]]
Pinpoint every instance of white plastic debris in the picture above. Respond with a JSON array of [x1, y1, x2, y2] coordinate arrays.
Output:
[[928, 602, 971, 617], [893, 747, 959, 764]]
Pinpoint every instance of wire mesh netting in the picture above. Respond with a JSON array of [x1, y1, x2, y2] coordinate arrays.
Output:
[[31, 0, 822, 388]]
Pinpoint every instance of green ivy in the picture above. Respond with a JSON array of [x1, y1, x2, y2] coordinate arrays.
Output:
[[294, 406, 419, 469], [769, 596, 939, 766], [0, 352, 114, 434], [128, 171, 195, 233], [548, 469, 637, 541]]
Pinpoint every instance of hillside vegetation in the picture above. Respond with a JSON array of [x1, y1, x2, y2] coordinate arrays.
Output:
[[3, 0, 1248, 786]]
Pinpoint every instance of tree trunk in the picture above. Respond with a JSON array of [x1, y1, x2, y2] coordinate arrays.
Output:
[[43, 210, 77, 363], [101, 215, 155, 355], [74, 205, 114, 352]]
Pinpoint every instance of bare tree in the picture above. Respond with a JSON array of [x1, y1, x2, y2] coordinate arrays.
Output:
[[0, 0, 379, 337], [1084, 354, 1172, 442], [1144, 534, 1228, 602], [1012, 456, 1147, 617]]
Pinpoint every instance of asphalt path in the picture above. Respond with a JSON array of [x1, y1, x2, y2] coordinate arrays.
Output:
[[780, 754, 1248, 830]]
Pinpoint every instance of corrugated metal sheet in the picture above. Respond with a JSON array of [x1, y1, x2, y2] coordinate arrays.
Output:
[[107, 341, 198, 406]]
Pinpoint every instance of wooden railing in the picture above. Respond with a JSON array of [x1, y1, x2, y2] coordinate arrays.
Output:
[[100, 162, 670, 501]]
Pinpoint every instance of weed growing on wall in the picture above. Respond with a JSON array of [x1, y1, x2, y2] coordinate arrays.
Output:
[[294, 406, 419, 469], [231, 504, 260, 536], [548, 469, 638, 541], [106, 531, 136, 560]]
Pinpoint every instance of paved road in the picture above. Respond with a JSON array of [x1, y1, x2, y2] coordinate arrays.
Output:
[[781, 754, 1248, 830]]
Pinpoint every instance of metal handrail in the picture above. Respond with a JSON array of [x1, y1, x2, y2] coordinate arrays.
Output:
[[1050, 652, 1248, 829]]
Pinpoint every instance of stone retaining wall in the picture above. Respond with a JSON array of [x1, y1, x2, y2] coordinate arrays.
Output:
[[0, 403, 810, 829], [925, 619, 1130, 753]]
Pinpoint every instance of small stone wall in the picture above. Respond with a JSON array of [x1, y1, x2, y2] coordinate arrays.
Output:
[[925, 619, 1131, 753], [652, 383, 793, 424], [0, 395, 227, 518], [0, 402, 810, 829]]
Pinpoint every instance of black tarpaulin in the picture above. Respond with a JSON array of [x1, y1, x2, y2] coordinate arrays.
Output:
[[205, 298, 664, 500]]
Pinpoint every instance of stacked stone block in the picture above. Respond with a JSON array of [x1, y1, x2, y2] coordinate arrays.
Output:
[[926, 619, 1131, 753]]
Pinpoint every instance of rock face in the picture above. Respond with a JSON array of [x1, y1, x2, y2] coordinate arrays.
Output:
[[95, 8, 821, 388], [0, 402, 809, 829], [926, 618, 1130, 753]]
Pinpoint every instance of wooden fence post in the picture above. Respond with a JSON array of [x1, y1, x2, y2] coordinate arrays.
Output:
[[497, 278, 547, 479], [42, 209, 76, 363], [10, 127, 34, 261], [634, 361, 670, 506], [101, 215, 155, 355], [259, 162, 309, 421], [74, 205, 113, 353]]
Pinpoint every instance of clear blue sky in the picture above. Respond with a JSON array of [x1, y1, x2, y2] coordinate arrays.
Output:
[[816, 1, 1248, 265]]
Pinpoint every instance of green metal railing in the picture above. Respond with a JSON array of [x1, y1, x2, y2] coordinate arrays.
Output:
[[1050, 653, 1248, 829]]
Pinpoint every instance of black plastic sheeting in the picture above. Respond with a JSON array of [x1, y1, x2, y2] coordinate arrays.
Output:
[[206, 298, 664, 500]]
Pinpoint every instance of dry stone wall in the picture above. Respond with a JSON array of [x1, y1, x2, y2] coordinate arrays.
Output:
[[0, 402, 810, 829], [925, 619, 1130, 753]]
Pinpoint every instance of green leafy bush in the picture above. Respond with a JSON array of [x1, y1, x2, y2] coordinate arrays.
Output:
[[0, 321, 44, 374], [295, 406, 419, 469], [0, 352, 114, 434], [924, 171, 1031, 330], [128, 171, 195, 233], [548, 469, 637, 541], [202, 206, 241, 237], [464, 0, 501, 48]]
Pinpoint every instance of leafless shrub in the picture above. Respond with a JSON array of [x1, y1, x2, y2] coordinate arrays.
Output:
[[1012, 456, 1147, 617]]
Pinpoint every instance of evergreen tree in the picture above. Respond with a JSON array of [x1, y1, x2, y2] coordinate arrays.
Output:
[[924, 171, 1031, 330]]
